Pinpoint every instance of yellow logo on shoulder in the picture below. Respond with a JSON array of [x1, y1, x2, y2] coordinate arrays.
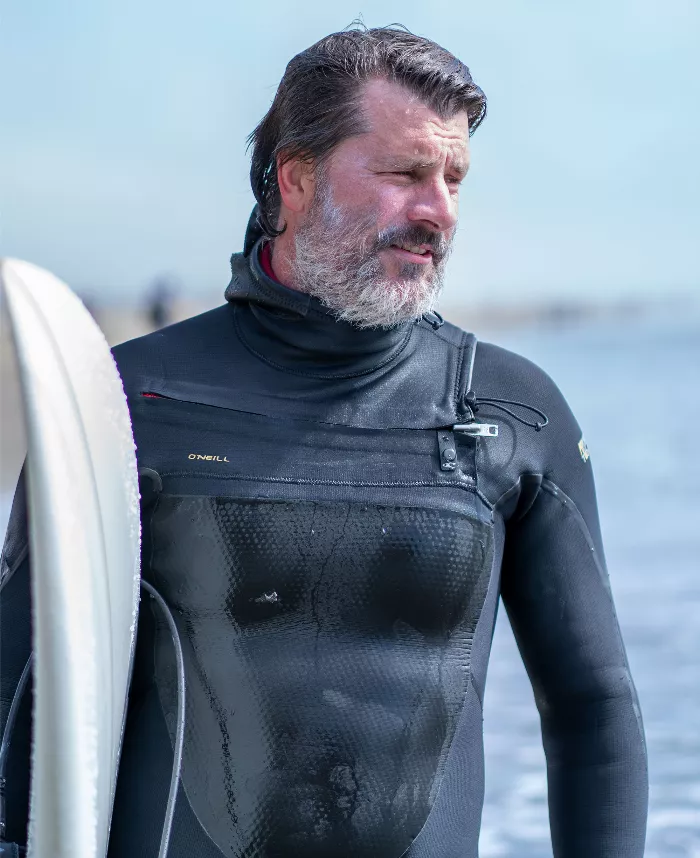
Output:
[[578, 437, 590, 463], [188, 453, 230, 463]]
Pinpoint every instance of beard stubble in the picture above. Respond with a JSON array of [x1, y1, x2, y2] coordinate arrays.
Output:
[[289, 174, 454, 329]]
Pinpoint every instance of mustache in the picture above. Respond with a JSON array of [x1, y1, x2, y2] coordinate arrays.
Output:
[[373, 224, 451, 262]]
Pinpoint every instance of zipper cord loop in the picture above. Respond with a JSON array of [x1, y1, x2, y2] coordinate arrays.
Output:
[[463, 390, 549, 431]]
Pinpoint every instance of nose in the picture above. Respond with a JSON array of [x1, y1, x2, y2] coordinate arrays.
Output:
[[407, 177, 458, 234]]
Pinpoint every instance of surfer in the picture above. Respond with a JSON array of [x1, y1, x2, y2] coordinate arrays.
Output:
[[1, 24, 648, 857]]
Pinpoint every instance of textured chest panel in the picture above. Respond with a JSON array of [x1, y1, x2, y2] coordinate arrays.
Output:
[[150, 497, 493, 858]]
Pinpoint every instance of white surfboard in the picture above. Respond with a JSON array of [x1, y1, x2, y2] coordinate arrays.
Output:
[[0, 259, 141, 858]]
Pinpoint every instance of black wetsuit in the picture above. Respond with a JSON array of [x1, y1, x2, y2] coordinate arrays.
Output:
[[0, 229, 648, 856]]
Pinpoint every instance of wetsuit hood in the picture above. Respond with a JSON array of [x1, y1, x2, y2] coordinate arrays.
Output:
[[225, 234, 417, 380]]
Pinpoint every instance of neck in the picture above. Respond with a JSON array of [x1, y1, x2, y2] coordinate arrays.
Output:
[[267, 231, 298, 290]]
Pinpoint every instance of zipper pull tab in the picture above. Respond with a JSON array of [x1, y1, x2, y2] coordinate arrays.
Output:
[[437, 430, 458, 471], [453, 422, 499, 438]]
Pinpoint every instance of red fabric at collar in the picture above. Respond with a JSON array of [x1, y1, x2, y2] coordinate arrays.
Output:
[[260, 242, 279, 283]]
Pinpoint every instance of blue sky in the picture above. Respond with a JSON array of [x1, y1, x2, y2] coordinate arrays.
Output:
[[1, 0, 698, 307]]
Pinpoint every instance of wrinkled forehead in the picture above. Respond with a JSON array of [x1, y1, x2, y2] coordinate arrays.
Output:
[[358, 78, 471, 172]]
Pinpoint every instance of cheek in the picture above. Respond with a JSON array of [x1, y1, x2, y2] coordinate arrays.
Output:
[[369, 185, 416, 230], [339, 183, 398, 224], [327, 171, 413, 232], [328, 169, 377, 208]]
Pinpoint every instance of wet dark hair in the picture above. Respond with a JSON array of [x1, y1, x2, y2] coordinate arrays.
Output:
[[248, 23, 487, 237]]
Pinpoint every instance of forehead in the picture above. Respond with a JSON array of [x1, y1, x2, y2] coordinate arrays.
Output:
[[356, 77, 470, 170]]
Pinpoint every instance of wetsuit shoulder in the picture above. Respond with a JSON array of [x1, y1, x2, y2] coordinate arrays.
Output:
[[474, 339, 582, 445], [416, 317, 469, 347], [413, 317, 476, 371], [471, 340, 598, 523], [111, 304, 234, 396]]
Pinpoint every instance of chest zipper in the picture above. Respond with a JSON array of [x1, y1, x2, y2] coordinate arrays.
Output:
[[438, 390, 500, 472], [438, 389, 551, 472], [453, 421, 499, 437], [437, 422, 498, 472]]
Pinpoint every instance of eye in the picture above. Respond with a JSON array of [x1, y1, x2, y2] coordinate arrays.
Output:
[[380, 170, 414, 179]]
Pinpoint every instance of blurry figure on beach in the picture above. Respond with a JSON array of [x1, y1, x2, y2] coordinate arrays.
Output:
[[145, 275, 176, 330]]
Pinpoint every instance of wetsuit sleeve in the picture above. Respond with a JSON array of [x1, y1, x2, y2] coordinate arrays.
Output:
[[498, 377, 648, 857], [0, 469, 32, 848]]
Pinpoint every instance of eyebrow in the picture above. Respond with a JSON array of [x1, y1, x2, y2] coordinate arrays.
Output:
[[376, 157, 469, 177]]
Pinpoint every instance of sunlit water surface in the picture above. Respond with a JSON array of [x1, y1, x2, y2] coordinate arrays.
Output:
[[477, 312, 700, 857]]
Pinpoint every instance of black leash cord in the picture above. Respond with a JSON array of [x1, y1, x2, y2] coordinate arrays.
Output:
[[139, 579, 187, 858], [0, 654, 33, 845], [0, 581, 186, 858]]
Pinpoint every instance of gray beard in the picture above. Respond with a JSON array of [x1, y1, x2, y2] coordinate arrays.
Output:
[[290, 180, 452, 329]]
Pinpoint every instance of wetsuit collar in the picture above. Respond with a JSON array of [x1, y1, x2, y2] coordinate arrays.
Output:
[[225, 238, 414, 377], [226, 237, 313, 317]]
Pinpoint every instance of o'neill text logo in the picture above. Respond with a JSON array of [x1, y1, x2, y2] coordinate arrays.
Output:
[[188, 453, 230, 463]]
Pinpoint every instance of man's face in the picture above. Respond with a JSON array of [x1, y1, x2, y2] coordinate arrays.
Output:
[[291, 78, 471, 328]]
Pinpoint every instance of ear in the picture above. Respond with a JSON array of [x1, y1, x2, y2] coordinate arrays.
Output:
[[277, 154, 316, 214]]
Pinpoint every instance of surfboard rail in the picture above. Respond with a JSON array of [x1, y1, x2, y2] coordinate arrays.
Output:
[[0, 259, 141, 858]]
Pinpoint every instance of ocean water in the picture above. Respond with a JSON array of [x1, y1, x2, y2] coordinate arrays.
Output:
[[478, 311, 700, 857], [1, 311, 698, 855]]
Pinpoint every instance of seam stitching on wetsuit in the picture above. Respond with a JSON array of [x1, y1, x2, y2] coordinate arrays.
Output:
[[402, 558, 491, 854], [134, 392, 465, 432], [144, 494, 230, 857], [233, 304, 415, 379], [453, 334, 466, 411], [536, 478, 647, 752], [158, 471, 494, 508], [538, 479, 607, 578]]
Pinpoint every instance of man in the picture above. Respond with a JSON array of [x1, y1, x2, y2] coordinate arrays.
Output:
[[1, 25, 648, 858]]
